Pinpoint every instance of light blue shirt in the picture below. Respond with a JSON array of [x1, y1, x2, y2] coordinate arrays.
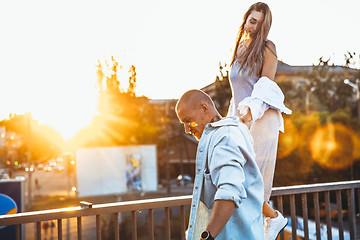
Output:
[[187, 117, 264, 240]]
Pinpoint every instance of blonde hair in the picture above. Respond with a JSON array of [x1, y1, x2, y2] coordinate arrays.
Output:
[[230, 2, 272, 76]]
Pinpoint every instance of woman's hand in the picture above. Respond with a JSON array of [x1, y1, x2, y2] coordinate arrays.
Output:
[[238, 105, 252, 129]]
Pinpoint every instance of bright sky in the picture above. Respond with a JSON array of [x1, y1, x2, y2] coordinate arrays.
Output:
[[1, 0, 359, 140]]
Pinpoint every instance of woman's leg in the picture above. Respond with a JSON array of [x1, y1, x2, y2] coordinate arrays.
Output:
[[251, 109, 288, 239], [263, 201, 277, 218], [250, 109, 280, 217]]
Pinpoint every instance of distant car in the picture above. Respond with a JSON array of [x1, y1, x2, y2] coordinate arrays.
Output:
[[44, 166, 52, 172], [0, 168, 10, 179], [176, 174, 193, 187], [25, 166, 34, 172], [36, 164, 44, 171], [54, 166, 64, 172]]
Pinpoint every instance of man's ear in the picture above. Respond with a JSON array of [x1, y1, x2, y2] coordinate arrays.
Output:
[[200, 102, 208, 112]]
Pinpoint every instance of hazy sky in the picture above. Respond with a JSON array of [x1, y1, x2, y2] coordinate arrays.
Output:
[[1, 0, 359, 139]]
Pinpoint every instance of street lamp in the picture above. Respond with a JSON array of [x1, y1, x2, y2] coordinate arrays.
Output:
[[344, 79, 360, 124]]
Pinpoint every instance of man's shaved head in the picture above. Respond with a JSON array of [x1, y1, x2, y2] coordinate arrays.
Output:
[[176, 89, 215, 113]]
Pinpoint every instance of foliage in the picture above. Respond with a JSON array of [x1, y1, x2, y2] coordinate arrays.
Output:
[[278, 55, 360, 118], [274, 109, 360, 186], [0, 113, 64, 165], [274, 53, 360, 185], [212, 62, 231, 116], [70, 57, 161, 149]]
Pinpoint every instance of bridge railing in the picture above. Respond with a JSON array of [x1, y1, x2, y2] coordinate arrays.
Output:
[[0, 180, 359, 240]]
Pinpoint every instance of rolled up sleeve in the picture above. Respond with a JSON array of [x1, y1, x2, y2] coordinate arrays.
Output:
[[210, 138, 249, 208]]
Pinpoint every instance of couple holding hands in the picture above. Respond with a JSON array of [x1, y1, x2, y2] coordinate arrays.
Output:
[[175, 2, 291, 240]]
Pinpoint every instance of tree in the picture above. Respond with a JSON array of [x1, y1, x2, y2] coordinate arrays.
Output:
[[127, 65, 136, 96], [273, 53, 360, 185], [71, 57, 160, 149], [304, 57, 354, 112], [0, 113, 64, 166], [203, 62, 231, 117]]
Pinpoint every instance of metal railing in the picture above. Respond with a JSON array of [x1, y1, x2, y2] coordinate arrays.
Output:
[[271, 180, 360, 240], [0, 180, 359, 240]]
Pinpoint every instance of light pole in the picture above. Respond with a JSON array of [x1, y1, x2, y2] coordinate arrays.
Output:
[[26, 114, 32, 210], [305, 87, 316, 115], [344, 79, 360, 125]]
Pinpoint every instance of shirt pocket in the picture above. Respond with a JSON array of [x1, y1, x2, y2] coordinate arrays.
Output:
[[201, 172, 217, 209]]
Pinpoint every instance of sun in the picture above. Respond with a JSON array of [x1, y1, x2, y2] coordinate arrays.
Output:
[[31, 72, 99, 140], [35, 105, 97, 141]]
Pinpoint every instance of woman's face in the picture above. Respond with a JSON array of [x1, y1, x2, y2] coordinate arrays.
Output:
[[244, 10, 264, 35]]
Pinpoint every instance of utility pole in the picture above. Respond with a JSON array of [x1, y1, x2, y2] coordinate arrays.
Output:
[[344, 79, 360, 125], [165, 101, 171, 194], [27, 114, 32, 210], [305, 87, 316, 115], [344, 79, 360, 181]]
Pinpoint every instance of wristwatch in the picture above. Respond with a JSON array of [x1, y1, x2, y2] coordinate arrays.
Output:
[[201, 230, 214, 240]]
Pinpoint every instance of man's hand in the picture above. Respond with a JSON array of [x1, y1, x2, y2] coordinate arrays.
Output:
[[201, 200, 236, 239]]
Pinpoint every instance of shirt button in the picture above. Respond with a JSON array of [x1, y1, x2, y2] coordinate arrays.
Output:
[[195, 187, 198, 189], [199, 149, 203, 152], [190, 225, 192, 228], [192, 204, 195, 207], [197, 169, 200, 171]]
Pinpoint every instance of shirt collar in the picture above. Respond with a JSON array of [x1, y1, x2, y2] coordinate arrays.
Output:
[[207, 116, 240, 128]]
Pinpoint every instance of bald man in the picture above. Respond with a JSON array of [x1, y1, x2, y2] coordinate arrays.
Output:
[[176, 89, 264, 240]]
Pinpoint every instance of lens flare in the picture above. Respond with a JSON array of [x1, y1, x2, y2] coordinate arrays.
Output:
[[189, 122, 198, 128], [295, 113, 322, 165], [277, 118, 299, 159], [310, 123, 357, 170]]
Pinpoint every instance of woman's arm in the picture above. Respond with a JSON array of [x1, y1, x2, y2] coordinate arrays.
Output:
[[238, 41, 277, 126], [261, 40, 278, 80]]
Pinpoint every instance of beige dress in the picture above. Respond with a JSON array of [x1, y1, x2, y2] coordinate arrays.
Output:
[[228, 57, 281, 201]]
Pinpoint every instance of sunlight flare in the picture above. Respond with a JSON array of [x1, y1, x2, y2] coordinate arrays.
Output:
[[310, 123, 357, 170]]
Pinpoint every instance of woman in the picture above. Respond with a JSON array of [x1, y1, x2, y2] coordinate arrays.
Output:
[[227, 2, 291, 240]]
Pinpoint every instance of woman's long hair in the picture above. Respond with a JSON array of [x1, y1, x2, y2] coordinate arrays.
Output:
[[230, 2, 272, 76]]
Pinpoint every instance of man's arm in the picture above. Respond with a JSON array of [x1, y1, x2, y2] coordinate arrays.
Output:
[[204, 200, 235, 238]]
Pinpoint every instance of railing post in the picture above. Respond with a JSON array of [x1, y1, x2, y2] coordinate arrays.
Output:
[[36, 221, 41, 240], [276, 195, 285, 240], [15, 224, 20, 240], [290, 194, 297, 240], [301, 193, 309, 240], [165, 207, 171, 240], [324, 191, 332, 240], [180, 205, 186, 240], [347, 188, 356, 239], [358, 189, 360, 216], [313, 192, 321, 240], [336, 190, 344, 240], [131, 211, 137, 240], [77, 217, 82, 240], [96, 215, 101, 240], [57, 219, 63, 240], [148, 209, 154, 240], [114, 212, 119, 240]]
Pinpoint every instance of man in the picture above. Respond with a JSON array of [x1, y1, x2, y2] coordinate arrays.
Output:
[[176, 89, 264, 240]]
